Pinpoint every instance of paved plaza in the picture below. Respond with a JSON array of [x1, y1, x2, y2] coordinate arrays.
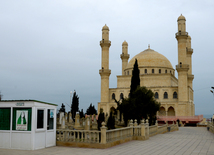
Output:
[[0, 127, 214, 155]]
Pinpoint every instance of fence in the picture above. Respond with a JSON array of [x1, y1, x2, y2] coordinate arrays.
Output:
[[56, 119, 178, 149], [207, 122, 214, 134]]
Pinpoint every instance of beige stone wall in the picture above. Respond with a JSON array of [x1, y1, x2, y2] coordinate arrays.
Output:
[[117, 75, 131, 88]]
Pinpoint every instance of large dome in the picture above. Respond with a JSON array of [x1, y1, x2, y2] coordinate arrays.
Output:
[[126, 48, 173, 69]]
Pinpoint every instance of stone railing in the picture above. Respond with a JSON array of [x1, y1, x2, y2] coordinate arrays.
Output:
[[56, 119, 178, 149], [157, 124, 168, 134], [56, 130, 100, 143], [207, 122, 214, 134], [149, 125, 158, 137], [106, 127, 132, 143]]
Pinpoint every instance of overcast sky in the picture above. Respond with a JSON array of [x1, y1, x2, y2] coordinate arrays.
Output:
[[0, 0, 214, 115]]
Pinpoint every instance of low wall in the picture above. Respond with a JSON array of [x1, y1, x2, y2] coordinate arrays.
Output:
[[207, 122, 214, 134], [56, 119, 179, 149]]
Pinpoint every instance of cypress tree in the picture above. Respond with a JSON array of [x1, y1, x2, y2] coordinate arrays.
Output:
[[130, 59, 140, 97], [71, 91, 79, 120], [86, 103, 97, 115], [79, 109, 85, 118]]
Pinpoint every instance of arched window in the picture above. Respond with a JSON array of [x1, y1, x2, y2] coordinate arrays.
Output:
[[112, 93, 115, 100], [127, 71, 129, 75], [145, 69, 147, 74], [155, 92, 159, 99], [152, 69, 154, 73], [120, 93, 124, 100], [165, 70, 167, 73], [164, 92, 168, 99], [159, 69, 161, 73], [173, 92, 178, 99]]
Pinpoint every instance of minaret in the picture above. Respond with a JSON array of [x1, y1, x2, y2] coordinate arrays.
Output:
[[99, 24, 111, 113], [120, 41, 129, 75], [186, 35, 194, 88], [176, 15, 189, 108]]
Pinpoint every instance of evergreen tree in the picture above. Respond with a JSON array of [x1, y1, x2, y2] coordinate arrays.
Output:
[[59, 103, 66, 114], [70, 91, 79, 120], [121, 86, 160, 126], [130, 59, 140, 97], [86, 103, 97, 115], [79, 109, 85, 118]]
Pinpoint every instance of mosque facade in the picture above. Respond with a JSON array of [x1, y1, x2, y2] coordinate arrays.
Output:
[[98, 15, 195, 118]]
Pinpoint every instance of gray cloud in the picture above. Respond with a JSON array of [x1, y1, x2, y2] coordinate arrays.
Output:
[[0, 0, 214, 115]]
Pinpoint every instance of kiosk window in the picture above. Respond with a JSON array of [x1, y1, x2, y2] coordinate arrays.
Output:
[[47, 109, 54, 130], [37, 110, 44, 129], [0, 108, 11, 130]]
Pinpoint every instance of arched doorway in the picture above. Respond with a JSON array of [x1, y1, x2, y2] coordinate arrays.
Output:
[[159, 107, 166, 116], [168, 107, 175, 116]]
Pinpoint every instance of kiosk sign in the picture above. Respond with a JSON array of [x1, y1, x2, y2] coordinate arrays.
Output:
[[16, 103, 24, 106], [16, 110, 28, 130]]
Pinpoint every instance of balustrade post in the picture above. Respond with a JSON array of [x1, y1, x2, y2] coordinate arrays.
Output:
[[129, 119, 133, 136], [146, 119, 149, 138], [140, 119, 145, 138], [155, 120, 158, 135], [101, 122, 107, 144], [134, 119, 137, 136]]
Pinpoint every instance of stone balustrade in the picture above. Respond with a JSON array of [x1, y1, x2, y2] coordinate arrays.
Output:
[[56, 130, 100, 143], [157, 124, 168, 134], [56, 119, 179, 149], [106, 127, 132, 143], [207, 122, 214, 134], [149, 125, 158, 137]]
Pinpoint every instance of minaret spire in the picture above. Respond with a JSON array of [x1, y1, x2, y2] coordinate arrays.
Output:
[[121, 40, 129, 75], [98, 24, 111, 114], [176, 14, 194, 116]]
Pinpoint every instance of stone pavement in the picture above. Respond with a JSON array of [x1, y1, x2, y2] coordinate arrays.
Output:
[[0, 127, 214, 155]]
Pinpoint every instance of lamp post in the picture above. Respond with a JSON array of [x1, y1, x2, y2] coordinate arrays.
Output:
[[70, 91, 72, 108], [210, 87, 214, 124]]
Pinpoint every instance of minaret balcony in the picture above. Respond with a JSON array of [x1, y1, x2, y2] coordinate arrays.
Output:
[[100, 40, 111, 47], [175, 32, 188, 40], [99, 69, 111, 76], [175, 32, 188, 36], [176, 64, 189, 72], [188, 74, 194, 80], [186, 48, 193, 55], [120, 53, 130, 59]]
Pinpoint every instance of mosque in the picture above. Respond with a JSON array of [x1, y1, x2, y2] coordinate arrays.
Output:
[[98, 15, 196, 120]]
